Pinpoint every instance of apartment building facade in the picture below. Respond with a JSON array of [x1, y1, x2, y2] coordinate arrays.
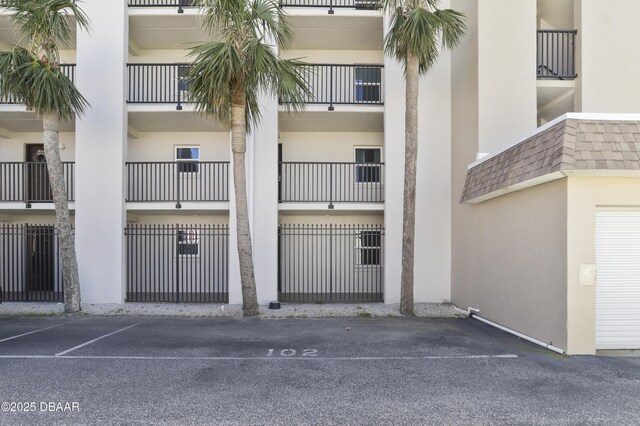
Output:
[[1, 0, 639, 354]]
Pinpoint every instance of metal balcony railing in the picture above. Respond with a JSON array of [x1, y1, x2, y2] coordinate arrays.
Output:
[[282, 64, 384, 110], [537, 30, 577, 80], [128, 0, 195, 13], [0, 162, 75, 207], [279, 162, 385, 207], [127, 63, 191, 110], [279, 0, 380, 13], [0, 64, 76, 104], [125, 161, 230, 208]]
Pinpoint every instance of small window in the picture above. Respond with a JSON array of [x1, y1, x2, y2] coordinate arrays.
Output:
[[355, 147, 381, 183], [175, 146, 200, 173], [177, 229, 199, 256], [355, 67, 381, 103], [355, 230, 382, 266]]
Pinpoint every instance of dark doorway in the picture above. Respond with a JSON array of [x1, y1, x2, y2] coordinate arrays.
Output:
[[25, 144, 52, 203], [25, 225, 56, 293]]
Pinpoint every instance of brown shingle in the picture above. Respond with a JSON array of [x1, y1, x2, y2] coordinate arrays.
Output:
[[461, 119, 640, 202]]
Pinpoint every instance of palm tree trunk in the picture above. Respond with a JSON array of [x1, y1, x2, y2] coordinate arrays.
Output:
[[42, 114, 81, 313], [231, 90, 260, 316], [400, 55, 419, 316]]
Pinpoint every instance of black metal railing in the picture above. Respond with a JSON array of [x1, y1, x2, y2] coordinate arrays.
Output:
[[0, 162, 75, 207], [537, 30, 577, 79], [126, 161, 229, 208], [125, 224, 229, 303], [279, 162, 384, 206], [128, 0, 195, 12], [278, 224, 384, 303], [283, 64, 384, 109], [0, 64, 76, 104], [279, 0, 380, 12], [0, 224, 64, 302], [127, 63, 191, 109]]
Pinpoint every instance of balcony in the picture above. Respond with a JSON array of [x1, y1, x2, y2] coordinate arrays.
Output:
[[125, 161, 229, 209], [281, 0, 380, 13], [128, 63, 384, 110], [0, 162, 75, 208], [279, 162, 384, 210], [282, 64, 384, 111], [537, 30, 577, 80], [0, 64, 76, 105]]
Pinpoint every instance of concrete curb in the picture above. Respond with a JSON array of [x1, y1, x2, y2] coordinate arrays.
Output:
[[0, 302, 468, 319]]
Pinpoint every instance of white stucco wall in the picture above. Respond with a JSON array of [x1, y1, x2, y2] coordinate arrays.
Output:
[[127, 132, 229, 162], [74, 0, 128, 304], [280, 132, 383, 163], [478, 0, 537, 153], [0, 133, 76, 162], [280, 50, 383, 64], [577, 0, 640, 113]]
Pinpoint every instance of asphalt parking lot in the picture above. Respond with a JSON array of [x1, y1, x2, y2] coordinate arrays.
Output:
[[0, 316, 639, 425]]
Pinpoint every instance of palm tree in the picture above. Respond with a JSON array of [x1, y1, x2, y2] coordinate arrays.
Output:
[[0, 0, 89, 313], [189, 0, 308, 316], [383, 0, 465, 315]]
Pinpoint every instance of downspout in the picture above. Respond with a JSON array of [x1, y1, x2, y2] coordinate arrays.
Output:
[[468, 308, 565, 355]]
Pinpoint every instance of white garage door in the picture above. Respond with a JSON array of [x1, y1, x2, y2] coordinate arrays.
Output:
[[596, 211, 640, 350]]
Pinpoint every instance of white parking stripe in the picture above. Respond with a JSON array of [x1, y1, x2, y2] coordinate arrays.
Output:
[[0, 354, 518, 361], [55, 324, 139, 356], [0, 323, 67, 343]]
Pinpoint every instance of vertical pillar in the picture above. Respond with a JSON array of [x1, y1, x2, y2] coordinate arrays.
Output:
[[74, 0, 128, 303], [249, 92, 279, 305], [478, 0, 537, 153], [384, 1, 453, 304]]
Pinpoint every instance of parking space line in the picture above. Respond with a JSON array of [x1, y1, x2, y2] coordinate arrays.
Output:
[[0, 354, 518, 361], [0, 323, 68, 344], [55, 323, 139, 356]]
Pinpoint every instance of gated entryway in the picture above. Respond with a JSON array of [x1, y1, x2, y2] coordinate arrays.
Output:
[[125, 224, 229, 303], [278, 224, 384, 303], [0, 224, 63, 302]]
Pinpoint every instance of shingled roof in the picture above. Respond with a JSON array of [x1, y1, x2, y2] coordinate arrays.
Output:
[[461, 117, 640, 203]]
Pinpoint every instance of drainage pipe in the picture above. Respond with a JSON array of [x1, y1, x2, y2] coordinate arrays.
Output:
[[468, 308, 565, 355]]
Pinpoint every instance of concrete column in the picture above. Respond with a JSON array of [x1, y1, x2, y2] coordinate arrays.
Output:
[[250, 93, 279, 305], [383, 13, 405, 305], [383, 1, 453, 304], [74, 0, 128, 303], [478, 0, 537, 153], [228, 134, 243, 305]]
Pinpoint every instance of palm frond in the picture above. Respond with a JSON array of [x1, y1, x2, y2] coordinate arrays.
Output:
[[0, 47, 87, 119], [384, 0, 466, 74], [189, 0, 309, 131]]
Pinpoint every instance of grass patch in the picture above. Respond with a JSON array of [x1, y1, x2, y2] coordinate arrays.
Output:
[[356, 311, 372, 318]]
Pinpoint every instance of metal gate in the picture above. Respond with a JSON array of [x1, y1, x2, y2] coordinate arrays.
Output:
[[0, 224, 63, 302], [278, 224, 384, 303], [125, 224, 229, 303]]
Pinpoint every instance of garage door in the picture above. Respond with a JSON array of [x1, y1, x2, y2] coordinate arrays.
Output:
[[596, 211, 640, 350]]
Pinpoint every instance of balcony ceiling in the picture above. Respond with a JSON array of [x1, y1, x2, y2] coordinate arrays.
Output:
[[0, 110, 74, 133], [288, 15, 383, 51], [129, 15, 208, 50], [129, 110, 229, 133], [279, 110, 383, 132]]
